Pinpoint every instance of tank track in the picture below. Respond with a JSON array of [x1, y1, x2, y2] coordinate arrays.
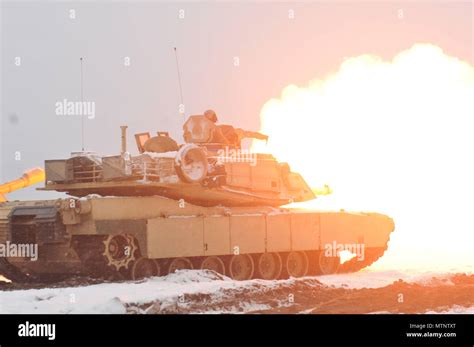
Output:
[[0, 240, 390, 284]]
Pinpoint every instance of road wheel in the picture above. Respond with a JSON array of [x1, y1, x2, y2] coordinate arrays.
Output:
[[200, 256, 226, 275], [286, 251, 309, 278], [168, 257, 193, 273], [318, 251, 340, 275], [228, 254, 254, 280], [131, 258, 160, 280], [257, 253, 282, 280]]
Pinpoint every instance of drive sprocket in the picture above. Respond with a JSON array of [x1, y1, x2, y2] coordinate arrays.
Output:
[[102, 234, 138, 271]]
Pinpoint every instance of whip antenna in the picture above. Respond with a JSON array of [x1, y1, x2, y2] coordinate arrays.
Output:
[[174, 47, 185, 118]]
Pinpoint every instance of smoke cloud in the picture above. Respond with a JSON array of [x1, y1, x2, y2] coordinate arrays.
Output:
[[254, 44, 474, 271]]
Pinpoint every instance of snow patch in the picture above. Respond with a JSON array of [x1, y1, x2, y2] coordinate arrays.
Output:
[[425, 305, 474, 314], [0, 270, 309, 314]]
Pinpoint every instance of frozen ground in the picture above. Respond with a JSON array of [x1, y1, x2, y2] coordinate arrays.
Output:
[[0, 268, 473, 314]]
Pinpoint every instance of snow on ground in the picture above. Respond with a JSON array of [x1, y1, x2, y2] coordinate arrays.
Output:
[[0, 270, 311, 314], [425, 305, 474, 314], [1, 268, 469, 314]]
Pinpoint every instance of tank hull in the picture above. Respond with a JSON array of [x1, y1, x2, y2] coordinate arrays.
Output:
[[0, 196, 394, 281]]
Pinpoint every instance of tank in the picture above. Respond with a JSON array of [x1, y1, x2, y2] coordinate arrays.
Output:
[[0, 111, 395, 282]]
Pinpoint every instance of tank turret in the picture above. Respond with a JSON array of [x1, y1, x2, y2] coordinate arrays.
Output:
[[39, 111, 315, 207]]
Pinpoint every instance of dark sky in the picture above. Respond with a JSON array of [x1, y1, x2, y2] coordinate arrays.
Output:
[[1, 0, 473, 199]]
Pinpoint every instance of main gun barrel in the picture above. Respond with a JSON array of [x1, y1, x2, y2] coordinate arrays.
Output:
[[0, 168, 45, 202]]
